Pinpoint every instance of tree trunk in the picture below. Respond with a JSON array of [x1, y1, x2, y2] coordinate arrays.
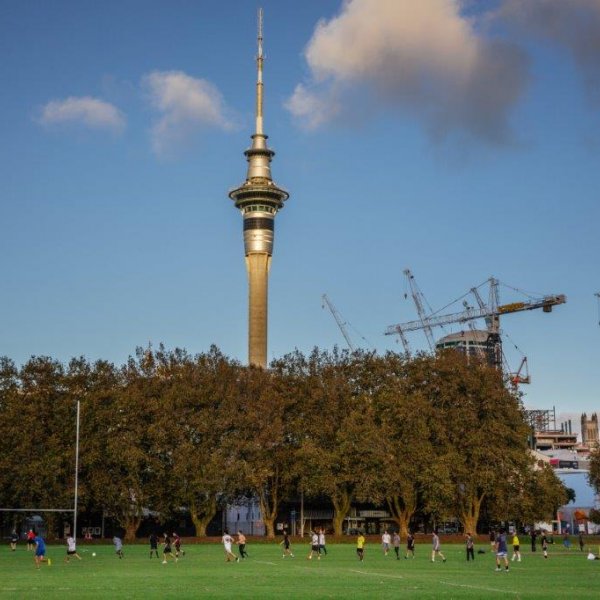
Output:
[[45, 513, 58, 541], [257, 482, 278, 539], [123, 516, 141, 542], [190, 496, 217, 537], [386, 491, 417, 538], [331, 489, 352, 536], [263, 515, 276, 539], [460, 493, 484, 537]]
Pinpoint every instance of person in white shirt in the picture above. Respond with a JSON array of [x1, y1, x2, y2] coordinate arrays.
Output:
[[307, 530, 320, 560], [382, 530, 391, 556], [222, 529, 239, 562], [64, 535, 82, 563], [318, 528, 327, 556]]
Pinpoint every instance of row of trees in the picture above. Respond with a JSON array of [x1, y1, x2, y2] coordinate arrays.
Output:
[[0, 346, 569, 540]]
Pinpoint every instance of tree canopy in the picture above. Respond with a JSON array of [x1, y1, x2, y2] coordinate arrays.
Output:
[[0, 345, 567, 539]]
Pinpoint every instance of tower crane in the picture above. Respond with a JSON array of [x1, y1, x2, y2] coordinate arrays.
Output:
[[403, 269, 436, 351], [322, 294, 355, 351], [385, 278, 566, 370]]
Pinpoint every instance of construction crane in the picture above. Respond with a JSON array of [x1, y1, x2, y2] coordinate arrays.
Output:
[[322, 294, 355, 351], [404, 269, 436, 351], [385, 278, 566, 370], [510, 356, 530, 387]]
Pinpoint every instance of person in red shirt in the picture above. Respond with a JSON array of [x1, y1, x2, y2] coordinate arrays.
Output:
[[173, 532, 185, 558], [26, 530, 36, 551]]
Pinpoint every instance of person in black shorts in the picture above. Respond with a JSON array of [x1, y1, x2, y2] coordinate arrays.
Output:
[[307, 530, 320, 560], [10, 531, 18, 551], [405, 532, 415, 559], [280, 529, 294, 557], [162, 533, 177, 564], [149, 533, 159, 558]]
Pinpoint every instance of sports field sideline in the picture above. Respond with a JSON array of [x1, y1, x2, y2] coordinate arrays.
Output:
[[2, 541, 600, 599]]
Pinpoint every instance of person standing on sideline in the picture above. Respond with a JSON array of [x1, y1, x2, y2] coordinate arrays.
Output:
[[318, 528, 327, 556], [173, 532, 185, 558], [511, 532, 521, 562], [237, 531, 248, 559], [431, 530, 446, 563], [26, 529, 36, 551], [579, 532, 585, 552], [494, 528, 509, 572], [307, 530, 320, 560], [162, 533, 177, 564], [541, 532, 549, 559], [405, 532, 416, 559], [113, 536, 124, 559], [393, 532, 401, 559], [465, 533, 475, 561], [64, 535, 82, 563], [149, 533, 159, 558], [34, 533, 51, 569], [489, 529, 496, 551], [222, 529, 239, 562], [356, 532, 366, 561], [562, 532, 571, 550], [381, 530, 391, 556], [531, 529, 537, 553], [280, 529, 294, 558], [10, 531, 18, 551]]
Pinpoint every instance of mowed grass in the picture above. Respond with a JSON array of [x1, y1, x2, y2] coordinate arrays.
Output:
[[2, 541, 600, 599]]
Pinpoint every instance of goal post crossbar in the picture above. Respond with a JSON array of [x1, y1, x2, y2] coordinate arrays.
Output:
[[0, 508, 74, 513]]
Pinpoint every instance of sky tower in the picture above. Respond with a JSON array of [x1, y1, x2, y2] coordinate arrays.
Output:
[[229, 9, 289, 368]]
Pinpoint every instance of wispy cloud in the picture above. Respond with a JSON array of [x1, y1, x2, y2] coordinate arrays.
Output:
[[498, 0, 600, 106], [287, 0, 528, 144], [38, 96, 126, 133], [143, 70, 235, 156]]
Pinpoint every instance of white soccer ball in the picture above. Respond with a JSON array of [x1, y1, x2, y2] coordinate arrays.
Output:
[[92, 552, 96, 557]]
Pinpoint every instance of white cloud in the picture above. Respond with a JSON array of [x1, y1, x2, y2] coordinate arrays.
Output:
[[143, 71, 234, 156], [498, 0, 600, 106], [287, 0, 528, 144], [285, 84, 342, 130], [39, 96, 125, 133]]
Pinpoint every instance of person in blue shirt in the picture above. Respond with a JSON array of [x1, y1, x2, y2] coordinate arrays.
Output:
[[34, 534, 51, 569], [494, 528, 509, 572]]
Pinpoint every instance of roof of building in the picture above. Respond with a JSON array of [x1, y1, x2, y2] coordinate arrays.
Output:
[[437, 329, 491, 345]]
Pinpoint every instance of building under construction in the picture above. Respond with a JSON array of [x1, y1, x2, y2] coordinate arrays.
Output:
[[385, 271, 565, 385]]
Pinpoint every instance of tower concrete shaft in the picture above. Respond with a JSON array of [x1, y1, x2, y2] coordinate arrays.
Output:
[[228, 8, 289, 368]]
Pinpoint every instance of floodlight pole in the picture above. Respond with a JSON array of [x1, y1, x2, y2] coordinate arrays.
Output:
[[73, 399, 80, 540]]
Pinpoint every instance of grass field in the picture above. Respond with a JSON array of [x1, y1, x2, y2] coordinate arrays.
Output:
[[2, 541, 600, 599]]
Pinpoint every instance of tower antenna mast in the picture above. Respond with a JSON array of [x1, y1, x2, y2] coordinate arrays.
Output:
[[256, 7, 264, 135]]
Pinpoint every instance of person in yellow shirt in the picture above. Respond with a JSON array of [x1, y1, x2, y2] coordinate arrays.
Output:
[[511, 532, 521, 562], [356, 532, 366, 562]]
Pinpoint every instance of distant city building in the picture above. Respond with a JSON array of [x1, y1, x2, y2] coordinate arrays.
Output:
[[581, 413, 599, 446], [534, 430, 578, 452]]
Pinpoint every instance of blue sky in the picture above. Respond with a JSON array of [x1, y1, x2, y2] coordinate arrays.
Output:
[[1, 0, 599, 420]]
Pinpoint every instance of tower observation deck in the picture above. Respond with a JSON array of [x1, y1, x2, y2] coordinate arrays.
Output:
[[228, 8, 289, 368]]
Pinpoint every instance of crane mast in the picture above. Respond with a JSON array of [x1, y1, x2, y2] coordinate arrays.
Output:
[[404, 269, 436, 351], [322, 294, 355, 351]]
